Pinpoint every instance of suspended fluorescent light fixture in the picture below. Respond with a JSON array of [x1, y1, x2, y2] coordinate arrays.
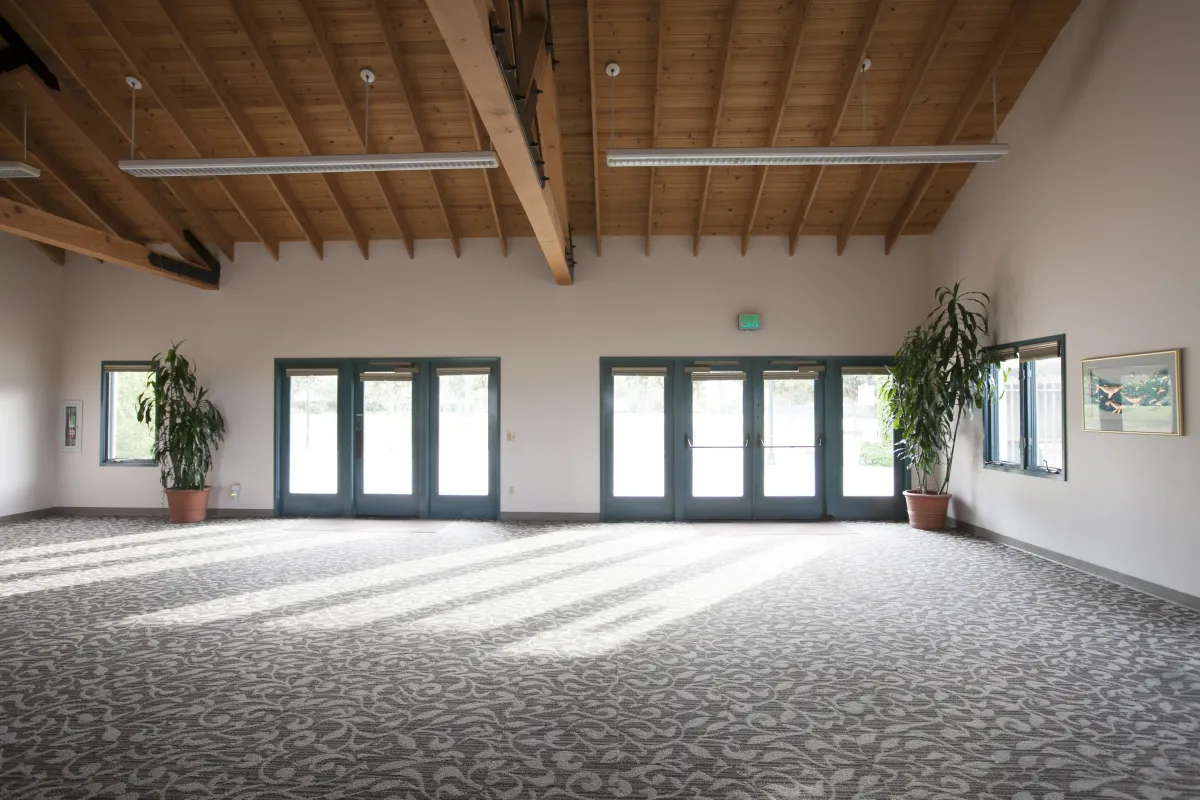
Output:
[[120, 152, 499, 178], [118, 70, 499, 178], [608, 144, 1008, 168], [3, 85, 39, 178]]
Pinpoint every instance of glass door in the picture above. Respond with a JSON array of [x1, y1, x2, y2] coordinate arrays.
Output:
[[827, 364, 906, 520], [602, 364, 673, 520], [680, 363, 753, 519], [429, 364, 500, 519], [753, 363, 824, 520], [278, 363, 352, 517], [354, 363, 422, 517]]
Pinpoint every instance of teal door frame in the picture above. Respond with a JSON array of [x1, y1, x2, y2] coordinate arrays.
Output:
[[600, 356, 907, 522], [275, 357, 500, 519], [677, 359, 757, 520]]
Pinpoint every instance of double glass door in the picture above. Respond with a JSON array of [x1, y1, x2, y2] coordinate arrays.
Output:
[[276, 359, 499, 518], [603, 359, 904, 521]]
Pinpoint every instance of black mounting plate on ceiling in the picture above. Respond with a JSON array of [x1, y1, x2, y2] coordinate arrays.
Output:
[[0, 17, 60, 91]]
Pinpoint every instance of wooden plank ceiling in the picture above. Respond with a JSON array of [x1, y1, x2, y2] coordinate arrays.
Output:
[[0, 0, 1079, 267]]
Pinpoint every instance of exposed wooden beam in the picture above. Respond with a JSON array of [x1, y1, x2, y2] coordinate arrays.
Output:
[[2, 182, 66, 265], [155, 0, 322, 259], [741, 0, 812, 256], [586, 0, 602, 256], [367, 0, 460, 257], [1, 1, 235, 261], [0, 197, 215, 289], [82, 0, 279, 261], [227, 1, 384, 258], [426, 0, 572, 284], [0, 106, 136, 239], [646, 0, 668, 256], [463, 82, 506, 257], [20, 77, 207, 265], [788, 0, 885, 255], [885, 0, 1031, 254], [694, 0, 742, 257], [534, 40, 569, 247], [297, 0, 409, 259], [838, 0, 960, 255]]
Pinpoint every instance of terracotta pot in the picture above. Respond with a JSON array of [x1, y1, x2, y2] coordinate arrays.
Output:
[[903, 490, 950, 531], [165, 488, 211, 524]]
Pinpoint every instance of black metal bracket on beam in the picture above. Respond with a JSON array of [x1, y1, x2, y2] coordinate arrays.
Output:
[[0, 17, 60, 90], [565, 225, 576, 281], [182, 229, 220, 273], [148, 245, 220, 288], [489, 5, 551, 187]]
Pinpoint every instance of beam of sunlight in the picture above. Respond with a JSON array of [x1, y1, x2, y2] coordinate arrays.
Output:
[[128, 524, 622, 626], [266, 527, 698, 630], [418, 534, 759, 632], [0, 529, 394, 599], [501, 535, 852, 656], [0, 521, 275, 563], [0, 526, 305, 577]]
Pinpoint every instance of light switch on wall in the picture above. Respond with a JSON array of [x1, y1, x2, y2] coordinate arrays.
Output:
[[506, 431, 516, 442]]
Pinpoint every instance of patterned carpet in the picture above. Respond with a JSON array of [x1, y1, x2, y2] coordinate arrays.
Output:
[[0, 516, 1197, 799]]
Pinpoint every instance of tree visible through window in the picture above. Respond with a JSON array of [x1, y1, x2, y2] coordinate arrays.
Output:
[[104, 367, 156, 463]]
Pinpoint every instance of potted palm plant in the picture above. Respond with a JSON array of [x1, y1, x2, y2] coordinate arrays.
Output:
[[881, 283, 998, 531], [136, 343, 226, 523]]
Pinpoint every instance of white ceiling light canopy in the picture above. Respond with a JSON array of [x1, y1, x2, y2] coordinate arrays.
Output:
[[607, 144, 1008, 168], [118, 68, 499, 178], [119, 152, 500, 178]]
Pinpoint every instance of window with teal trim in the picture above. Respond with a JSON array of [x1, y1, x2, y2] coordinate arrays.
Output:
[[983, 336, 1066, 480], [101, 364, 156, 465]]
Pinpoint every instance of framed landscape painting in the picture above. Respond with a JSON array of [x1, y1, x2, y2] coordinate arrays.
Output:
[[1082, 349, 1183, 435]]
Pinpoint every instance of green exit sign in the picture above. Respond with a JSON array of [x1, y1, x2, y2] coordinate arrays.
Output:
[[738, 313, 762, 331]]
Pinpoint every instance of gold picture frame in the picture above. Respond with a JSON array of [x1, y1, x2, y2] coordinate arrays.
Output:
[[1081, 349, 1183, 436]]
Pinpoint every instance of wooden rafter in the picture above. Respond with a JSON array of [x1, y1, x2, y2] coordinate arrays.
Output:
[[2, 1, 234, 261], [155, 0, 322, 259], [426, 0, 572, 284], [694, 0, 742, 257], [837, 0, 960, 255], [463, 82, 506, 256], [645, 0, 668, 256], [788, 0, 885, 255], [0, 197, 215, 289], [534, 44, 569, 247], [20, 76, 206, 265], [740, 0, 812, 255], [297, 0, 410, 259], [0, 105, 135, 239], [884, 0, 1031, 254], [586, 0, 602, 256], [367, 0, 460, 257], [1, 181, 66, 265], [227, 1, 381, 259], [82, 0, 279, 260]]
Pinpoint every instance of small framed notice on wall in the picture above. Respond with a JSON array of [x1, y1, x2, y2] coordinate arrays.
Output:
[[61, 400, 82, 452]]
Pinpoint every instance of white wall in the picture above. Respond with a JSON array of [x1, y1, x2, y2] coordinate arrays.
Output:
[[54, 234, 932, 515], [0, 236, 62, 517], [931, 0, 1200, 596]]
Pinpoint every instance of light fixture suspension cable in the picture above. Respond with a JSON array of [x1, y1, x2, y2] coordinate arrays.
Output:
[[21, 86, 27, 162], [360, 68, 375, 154], [126, 76, 142, 160], [992, 64, 999, 144], [861, 60, 868, 146]]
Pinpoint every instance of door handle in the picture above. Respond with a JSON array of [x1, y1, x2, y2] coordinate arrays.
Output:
[[355, 421, 364, 456]]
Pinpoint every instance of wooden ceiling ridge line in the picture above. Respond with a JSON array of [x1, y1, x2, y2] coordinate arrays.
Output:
[[0, 181, 66, 265], [1, 1, 231, 262], [426, 0, 572, 284], [82, 0, 280, 261], [586, 0, 602, 256], [836, 0, 960, 256], [884, 0, 1034, 255], [463, 82, 506, 257], [155, 0, 323, 260], [18, 75, 210, 267], [0, 196, 216, 289], [368, 0, 460, 257], [693, 0, 742, 257], [0, 100, 136, 240], [297, 0, 410, 259], [788, 0, 886, 256], [740, 0, 813, 256], [226, 1, 384, 259], [645, 0, 667, 256]]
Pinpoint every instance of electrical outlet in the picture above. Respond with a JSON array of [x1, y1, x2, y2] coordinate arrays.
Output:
[[506, 430, 516, 442], [508, 485, 515, 496], [229, 483, 241, 500]]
